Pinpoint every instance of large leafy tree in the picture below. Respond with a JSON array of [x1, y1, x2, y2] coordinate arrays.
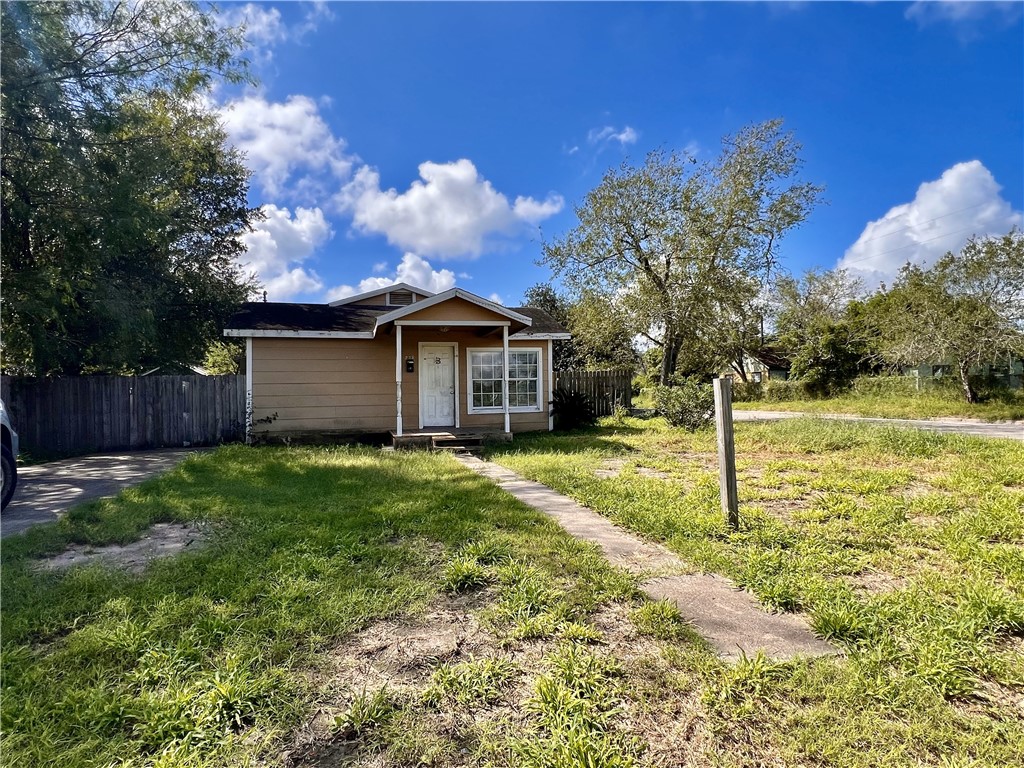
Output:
[[1, 1, 258, 375], [542, 119, 823, 385], [869, 229, 1024, 403], [522, 283, 637, 370], [773, 268, 869, 395]]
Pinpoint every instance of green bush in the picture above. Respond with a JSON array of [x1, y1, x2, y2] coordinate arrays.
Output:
[[762, 379, 813, 402], [732, 380, 764, 402], [849, 375, 921, 397], [652, 379, 714, 431], [551, 388, 597, 431]]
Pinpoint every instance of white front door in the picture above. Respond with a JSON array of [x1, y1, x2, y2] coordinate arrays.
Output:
[[421, 345, 455, 427]]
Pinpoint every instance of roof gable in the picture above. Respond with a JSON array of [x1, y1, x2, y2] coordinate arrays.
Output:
[[328, 282, 434, 308], [376, 288, 532, 326]]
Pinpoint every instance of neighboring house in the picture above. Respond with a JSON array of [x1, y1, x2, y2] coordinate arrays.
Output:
[[223, 283, 571, 442], [140, 363, 209, 376], [723, 347, 791, 384], [901, 358, 1023, 390]]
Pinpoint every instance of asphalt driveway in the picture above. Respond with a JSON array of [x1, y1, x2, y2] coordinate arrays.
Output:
[[1, 449, 203, 538], [733, 410, 1024, 441]]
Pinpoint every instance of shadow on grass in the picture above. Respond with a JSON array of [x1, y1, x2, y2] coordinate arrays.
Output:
[[2, 444, 615, 766], [486, 427, 648, 459], [0, 445, 563, 649]]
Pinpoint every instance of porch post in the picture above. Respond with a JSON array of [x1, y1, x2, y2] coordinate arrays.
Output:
[[395, 324, 403, 436], [245, 337, 253, 444], [547, 339, 554, 431], [502, 325, 510, 433]]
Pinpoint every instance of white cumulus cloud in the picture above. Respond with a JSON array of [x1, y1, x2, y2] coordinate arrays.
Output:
[[241, 204, 333, 300], [838, 160, 1022, 287], [326, 253, 457, 302], [337, 159, 564, 258], [220, 94, 355, 199], [587, 125, 639, 147], [220, 2, 333, 62], [906, 1, 1022, 26]]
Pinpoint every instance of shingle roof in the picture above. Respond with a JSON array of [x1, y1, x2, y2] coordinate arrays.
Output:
[[508, 307, 569, 336], [748, 346, 791, 371], [224, 302, 386, 332], [224, 302, 570, 336]]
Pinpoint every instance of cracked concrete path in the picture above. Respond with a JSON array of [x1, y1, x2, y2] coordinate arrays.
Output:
[[457, 455, 838, 662], [2, 449, 204, 538], [734, 409, 1023, 441]]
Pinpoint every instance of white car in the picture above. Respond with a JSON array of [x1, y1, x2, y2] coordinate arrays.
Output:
[[1, 399, 18, 510]]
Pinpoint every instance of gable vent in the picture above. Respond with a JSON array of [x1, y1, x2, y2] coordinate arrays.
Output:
[[388, 290, 415, 306]]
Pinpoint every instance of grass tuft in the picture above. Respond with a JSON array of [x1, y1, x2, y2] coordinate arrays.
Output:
[[334, 686, 397, 737], [441, 555, 492, 593], [630, 600, 690, 640]]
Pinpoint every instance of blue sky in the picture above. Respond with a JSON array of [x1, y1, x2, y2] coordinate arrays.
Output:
[[214, 1, 1023, 305]]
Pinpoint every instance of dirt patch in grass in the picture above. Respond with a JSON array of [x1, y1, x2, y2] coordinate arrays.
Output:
[[672, 451, 718, 471], [36, 522, 208, 574], [284, 592, 501, 767], [595, 458, 674, 480], [753, 496, 813, 523], [846, 568, 910, 595], [283, 595, 721, 768]]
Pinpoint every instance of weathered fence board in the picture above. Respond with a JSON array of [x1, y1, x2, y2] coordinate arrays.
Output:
[[553, 369, 634, 417], [0, 375, 246, 456]]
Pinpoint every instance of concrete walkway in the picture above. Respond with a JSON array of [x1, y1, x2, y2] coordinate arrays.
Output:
[[734, 409, 1024, 441], [1, 449, 201, 538], [457, 455, 838, 662]]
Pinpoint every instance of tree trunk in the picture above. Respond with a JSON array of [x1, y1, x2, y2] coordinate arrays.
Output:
[[958, 361, 976, 404], [660, 334, 682, 385], [731, 355, 749, 382]]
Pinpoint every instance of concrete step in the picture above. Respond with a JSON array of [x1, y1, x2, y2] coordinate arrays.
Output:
[[432, 435, 483, 452]]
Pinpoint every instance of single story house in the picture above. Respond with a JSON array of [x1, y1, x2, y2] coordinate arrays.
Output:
[[901, 358, 1023, 390], [722, 347, 791, 384], [223, 283, 571, 443]]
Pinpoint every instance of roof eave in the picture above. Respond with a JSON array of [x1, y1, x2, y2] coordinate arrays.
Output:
[[375, 288, 533, 326], [223, 329, 376, 339], [327, 282, 435, 308]]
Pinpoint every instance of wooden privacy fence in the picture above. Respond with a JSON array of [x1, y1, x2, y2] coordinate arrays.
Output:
[[1, 375, 246, 456], [554, 369, 634, 416]]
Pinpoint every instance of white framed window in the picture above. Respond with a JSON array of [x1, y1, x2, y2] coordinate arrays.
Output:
[[467, 347, 543, 413]]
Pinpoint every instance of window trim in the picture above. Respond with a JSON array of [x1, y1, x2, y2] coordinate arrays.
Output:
[[466, 346, 543, 414]]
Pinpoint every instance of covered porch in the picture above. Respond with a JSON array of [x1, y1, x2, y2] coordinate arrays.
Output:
[[379, 289, 535, 438], [389, 427, 514, 451]]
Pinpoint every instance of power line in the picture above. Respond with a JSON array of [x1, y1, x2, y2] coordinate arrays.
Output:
[[842, 225, 981, 266], [852, 201, 989, 247]]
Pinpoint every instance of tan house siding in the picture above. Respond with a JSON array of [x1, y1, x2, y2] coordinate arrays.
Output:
[[395, 297, 510, 324], [251, 332, 551, 436], [345, 292, 424, 307], [251, 338, 396, 433]]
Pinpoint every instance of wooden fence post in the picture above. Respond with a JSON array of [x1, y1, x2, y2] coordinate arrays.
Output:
[[714, 376, 739, 530]]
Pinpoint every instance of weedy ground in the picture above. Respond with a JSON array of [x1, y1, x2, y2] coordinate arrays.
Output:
[[731, 389, 1024, 421], [3, 421, 1022, 767], [0, 445, 711, 768], [488, 416, 1024, 767]]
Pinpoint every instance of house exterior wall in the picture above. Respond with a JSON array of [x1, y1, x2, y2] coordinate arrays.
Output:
[[721, 355, 789, 383], [346, 291, 425, 307], [394, 297, 513, 324], [250, 331, 550, 437]]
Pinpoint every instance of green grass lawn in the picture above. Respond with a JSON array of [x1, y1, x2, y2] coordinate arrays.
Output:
[[0, 446, 643, 766], [4, 433, 1023, 767], [488, 417, 1024, 767], [732, 389, 1024, 421]]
